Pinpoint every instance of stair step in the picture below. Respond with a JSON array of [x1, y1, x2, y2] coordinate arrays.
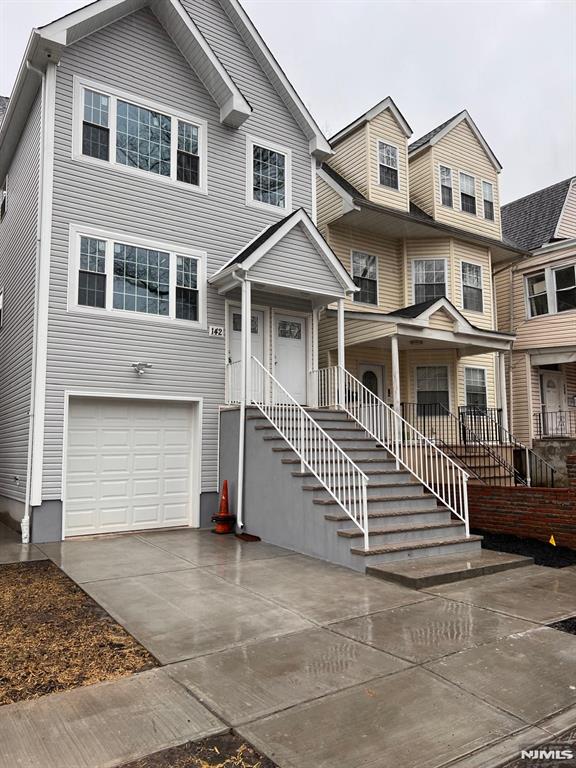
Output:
[[337, 521, 464, 538], [303, 482, 418, 492], [313, 493, 432, 506], [304, 482, 422, 499], [350, 535, 483, 557], [255, 424, 362, 433], [367, 550, 534, 589], [263, 435, 376, 444], [291, 469, 410, 479], [324, 507, 448, 522]]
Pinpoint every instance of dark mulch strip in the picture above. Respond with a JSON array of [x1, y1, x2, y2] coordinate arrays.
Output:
[[474, 530, 576, 568], [0, 560, 156, 705], [500, 725, 576, 766], [119, 733, 278, 768], [549, 616, 576, 635]]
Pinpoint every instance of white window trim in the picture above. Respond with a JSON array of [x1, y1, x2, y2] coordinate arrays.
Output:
[[246, 135, 292, 214], [460, 260, 484, 314], [377, 139, 400, 191], [411, 258, 449, 304], [525, 261, 576, 319], [458, 170, 477, 216], [72, 76, 208, 194], [464, 365, 488, 407], [413, 363, 453, 412], [0, 175, 7, 221], [67, 223, 207, 329], [481, 179, 495, 221], [438, 164, 453, 208], [350, 249, 379, 307]]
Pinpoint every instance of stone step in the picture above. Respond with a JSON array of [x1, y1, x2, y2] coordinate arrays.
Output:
[[366, 550, 534, 589], [263, 435, 376, 446], [281, 456, 396, 471], [273, 446, 389, 460], [314, 494, 438, 512], [324, 507, 452, 527], [303, 482, 423, 498], [255, 424, 364, 439], [350, 535, 483, 565], [292, 468, 413, 483], [338, 521, 466, 546]]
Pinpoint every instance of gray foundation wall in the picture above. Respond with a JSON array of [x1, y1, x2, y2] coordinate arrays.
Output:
[[533, 439, 576, 486]]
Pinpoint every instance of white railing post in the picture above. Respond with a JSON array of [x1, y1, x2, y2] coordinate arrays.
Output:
[[337, 299, 345, 409]]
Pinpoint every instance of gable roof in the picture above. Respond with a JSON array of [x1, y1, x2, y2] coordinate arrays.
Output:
[[383, 297, 514, 337], [1, 0, 331, 181], [408, 110, 502, 172], [501, 177, 574, 252], [330, 96, 412, 147], [209, 207, 357, 293]]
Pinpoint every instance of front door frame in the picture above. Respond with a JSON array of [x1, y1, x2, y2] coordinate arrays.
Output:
[[358, 362, 386, 400], [540, 369, 567, 435], [225, 300, 271, 370], [271, 308, 313, 405]]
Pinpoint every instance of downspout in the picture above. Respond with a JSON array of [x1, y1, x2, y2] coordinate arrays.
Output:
[[231, 270, 246, 528], [22, 61, 45, 544]]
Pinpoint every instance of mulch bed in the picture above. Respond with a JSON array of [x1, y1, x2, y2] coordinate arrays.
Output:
[[119, 733, 277, 768], [474, 530, 576, 568], [0, 560, 156, 705]]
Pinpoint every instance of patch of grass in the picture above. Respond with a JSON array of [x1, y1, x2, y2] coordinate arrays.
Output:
[[0, 560, 156, 705], [119, 733, 277, 768]]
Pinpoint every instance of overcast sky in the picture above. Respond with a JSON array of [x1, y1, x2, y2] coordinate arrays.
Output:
[[1, 0, 575, 202]]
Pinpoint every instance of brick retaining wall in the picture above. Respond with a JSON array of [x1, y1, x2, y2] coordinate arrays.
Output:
[[468, 455, 576, 549]]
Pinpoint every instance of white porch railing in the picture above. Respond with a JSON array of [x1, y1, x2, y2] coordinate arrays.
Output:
[[251, 357, 370, 548], [314, 366, 470, 535], [226, 360, 242, 404]]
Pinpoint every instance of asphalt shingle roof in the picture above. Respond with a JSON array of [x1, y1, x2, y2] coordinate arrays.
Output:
[[501, 178, 574, 251], [0, 96, 9, 126], [409, 111, 464, 153], [222, 209, 300, 269]]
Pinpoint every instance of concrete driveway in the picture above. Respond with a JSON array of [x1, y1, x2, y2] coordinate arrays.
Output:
[[2, 525, 576, 767]]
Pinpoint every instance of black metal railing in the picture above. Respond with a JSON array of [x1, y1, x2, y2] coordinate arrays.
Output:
[[401, 402, 523, 486], [458, 406, 504, 443], [534, 410, 576, 439]]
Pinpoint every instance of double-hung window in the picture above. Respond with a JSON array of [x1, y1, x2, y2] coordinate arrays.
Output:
[[416, 366, 449, 415], [460, 172, 476, 214], [461, 262, 483, 312], [351, 251, 378, 305], [73, 229, 204, 325], [554, 265, 576, 313], [77, 79, 206, 191], [248, 137, 291, 211], [413, 259, 446, 303], [465, 367, 487, 409], [526, 271, 549, 317], [440, 166, 453, 207], [482, 181, 494, 221], [378, 142, 399, 189]]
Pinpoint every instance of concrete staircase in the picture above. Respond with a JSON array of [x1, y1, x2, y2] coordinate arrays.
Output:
[[249, 408, 483, 570]]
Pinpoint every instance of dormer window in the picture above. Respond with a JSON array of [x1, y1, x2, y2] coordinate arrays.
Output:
[[482, 181, 494, 221], [460, 173, 476, 215], [440, 166, 453, 207], [413, 259, 446, 303], [378, 142, 399, 190]]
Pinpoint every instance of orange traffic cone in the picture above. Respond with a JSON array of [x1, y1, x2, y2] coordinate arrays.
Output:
[[211, 480, 236, 534]]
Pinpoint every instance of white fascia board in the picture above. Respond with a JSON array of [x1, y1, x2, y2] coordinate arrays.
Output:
[[331, 96, 412, 145], [39, 0, 147, 45], [554, 179, 576, 239], [531, 349, 576, 366], [396, 325, 513, 351], [219, 0, 332, 159], [316, 167, 360, 214], [409, 111, 502, 172]]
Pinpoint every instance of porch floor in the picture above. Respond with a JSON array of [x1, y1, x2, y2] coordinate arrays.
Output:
[[2, 524, 576, 767]]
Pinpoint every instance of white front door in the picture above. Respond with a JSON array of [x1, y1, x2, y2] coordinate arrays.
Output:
[[541, 371, 566, 435], [358, 364, 385, 400], [275, 313, 308, 404], [229, 308, 265, 401]]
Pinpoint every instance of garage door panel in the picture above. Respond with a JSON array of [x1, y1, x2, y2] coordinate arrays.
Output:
[[65, 398, 196, 536]]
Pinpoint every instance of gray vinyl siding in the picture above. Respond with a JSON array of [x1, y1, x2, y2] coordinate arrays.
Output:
[[248, 225, 345, 296], [44, 7, 314, 499], [0, 93, 41, 502]]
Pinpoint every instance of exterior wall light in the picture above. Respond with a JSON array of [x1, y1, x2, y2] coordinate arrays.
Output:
[[131, 361, 153, 376]]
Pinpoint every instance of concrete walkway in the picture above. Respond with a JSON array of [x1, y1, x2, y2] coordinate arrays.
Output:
[[1, 527, 576, 767]]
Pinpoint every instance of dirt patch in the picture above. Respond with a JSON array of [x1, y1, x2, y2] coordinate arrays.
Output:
[[119, 733, 277, 768], [0, 560, 156, 705], [475, 530, 576, 568]]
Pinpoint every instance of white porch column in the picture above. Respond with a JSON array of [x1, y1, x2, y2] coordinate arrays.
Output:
[[311, 306, 320, 407], [337, 298, 345, 408], [236, 277, 251, 529], [391, 334, 401, 413], [498, 351, 509, 433], [243, 279, 252, 403]]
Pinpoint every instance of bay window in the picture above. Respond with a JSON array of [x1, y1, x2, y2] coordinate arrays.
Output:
[[76, 78, 206, 192], [526, 272, 548, 317], [554, 265, 576, 313]]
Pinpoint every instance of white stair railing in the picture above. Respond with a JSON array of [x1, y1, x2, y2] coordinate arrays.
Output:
[[314, 366, 470, 535], [251, 357, 370, 548], [225, 360, 242, 404]]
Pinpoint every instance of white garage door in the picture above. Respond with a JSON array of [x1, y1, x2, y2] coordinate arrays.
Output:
[[65, 398, 196, 537]]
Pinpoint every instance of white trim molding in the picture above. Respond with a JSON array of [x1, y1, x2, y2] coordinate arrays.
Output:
[[67, 223, 207, 329], [72, 75, 209, 194]]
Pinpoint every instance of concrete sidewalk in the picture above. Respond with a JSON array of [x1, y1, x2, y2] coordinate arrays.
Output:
[[1, 529, 576, 767]]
